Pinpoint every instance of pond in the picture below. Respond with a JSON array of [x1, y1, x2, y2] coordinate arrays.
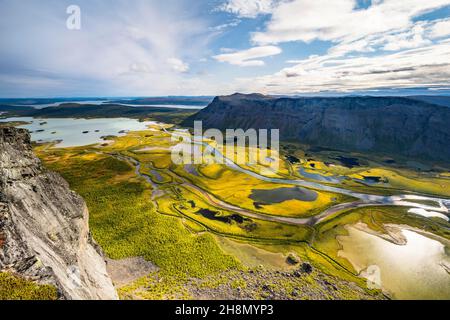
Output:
[[334, 156, 360, 168], [298, 167, 343, 184], [352, 176, 389, 186], [250, 186, 318, 204]]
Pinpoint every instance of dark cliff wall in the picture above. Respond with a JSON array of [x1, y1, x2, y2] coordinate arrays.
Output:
[[183, 94, 450, 162]]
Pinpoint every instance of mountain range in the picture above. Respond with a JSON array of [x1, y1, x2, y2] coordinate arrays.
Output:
[[182, 93, 450, 162]]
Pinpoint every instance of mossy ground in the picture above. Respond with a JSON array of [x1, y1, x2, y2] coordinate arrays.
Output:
[[0, 273, 58, 300]]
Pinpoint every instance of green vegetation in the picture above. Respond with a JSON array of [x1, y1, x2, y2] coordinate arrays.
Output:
[[0, 273, 58, 300], [42, 153, 240, 279]]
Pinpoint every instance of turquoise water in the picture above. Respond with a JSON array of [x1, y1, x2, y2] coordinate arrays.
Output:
[[0, 117, 155, 147]]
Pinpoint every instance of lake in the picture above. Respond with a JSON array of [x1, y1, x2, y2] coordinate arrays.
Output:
[[338, 225, 450, 299], [0, 117, 156, 148]]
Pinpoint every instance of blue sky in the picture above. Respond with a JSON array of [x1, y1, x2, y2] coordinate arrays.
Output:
[[0, 0, 450, 97]]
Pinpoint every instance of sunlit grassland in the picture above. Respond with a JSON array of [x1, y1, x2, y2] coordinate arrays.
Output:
[[213, 237, 291, 270], [252, 242, 374, 290], [220, 144, 292, 178], [37, 145, 329, 299], [302, 164, 450, 197]]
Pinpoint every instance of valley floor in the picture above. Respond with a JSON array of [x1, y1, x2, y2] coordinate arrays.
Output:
[[34, 122, 450, 300]]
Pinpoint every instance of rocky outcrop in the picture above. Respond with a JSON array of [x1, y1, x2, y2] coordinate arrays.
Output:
[[0, 127, 117, 300], [183, 93, 450, 162]]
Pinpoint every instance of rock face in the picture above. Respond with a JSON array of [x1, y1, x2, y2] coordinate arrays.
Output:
[[183, 93, 450, 162], [0, 127, 117, 300]]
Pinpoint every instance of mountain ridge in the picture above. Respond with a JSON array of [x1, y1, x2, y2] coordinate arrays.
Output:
[[182, 93, 450, 162]]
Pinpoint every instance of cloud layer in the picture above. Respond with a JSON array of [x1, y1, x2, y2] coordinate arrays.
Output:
[[237, 40, 450, 93]]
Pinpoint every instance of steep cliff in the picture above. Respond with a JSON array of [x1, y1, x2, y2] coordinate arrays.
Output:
[[0, 127, 117, 300], [183, 93, 450, 162]]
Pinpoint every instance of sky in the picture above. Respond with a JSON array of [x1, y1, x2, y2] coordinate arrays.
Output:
[[1, 0, 450, 97]]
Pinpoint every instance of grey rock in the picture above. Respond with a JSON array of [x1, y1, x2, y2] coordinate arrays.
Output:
[[0, 127, 118, 300]]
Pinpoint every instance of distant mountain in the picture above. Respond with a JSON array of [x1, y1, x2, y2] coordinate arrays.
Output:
[[0, 103, 196, 124], [0, 98, 107, 106], [0, 96, 213, 107], [107, 96, 213, 106], [409, 95, 450, 108], [182, 93, 450, 162]]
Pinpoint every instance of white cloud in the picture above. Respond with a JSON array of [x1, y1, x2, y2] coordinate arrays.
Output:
[[220, 0, 276, 18], [252, 0, 450, 45], [210, 19, 241, 31], [381, 25, 431, 51], [213, 45, 282, 66], [167, 58, 190, 73], [430, 19, 450, 38]]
